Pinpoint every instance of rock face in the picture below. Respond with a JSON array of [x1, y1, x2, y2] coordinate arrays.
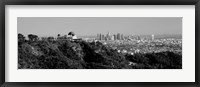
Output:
[[18, 39, 182, 69]]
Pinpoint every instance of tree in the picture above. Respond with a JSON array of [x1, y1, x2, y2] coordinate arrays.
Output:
[[58, 34, 60, 37], [57, 34, 63, 40], [18, 33, 25, 42], [47, 37, 54, 42], [28, 34, 39, 42]]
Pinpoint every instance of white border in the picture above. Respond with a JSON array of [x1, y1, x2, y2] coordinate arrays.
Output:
[[5, 5, 195, 82]]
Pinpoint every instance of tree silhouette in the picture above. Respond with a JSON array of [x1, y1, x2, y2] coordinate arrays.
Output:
[[18, 33, 25, 42], [28, 34, 39, 42], [58, 34, 60, 37], [47, 37, 54, 42]]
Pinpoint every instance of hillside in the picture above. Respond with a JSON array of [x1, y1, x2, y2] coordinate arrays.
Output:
[[18, 39, 182, 69]]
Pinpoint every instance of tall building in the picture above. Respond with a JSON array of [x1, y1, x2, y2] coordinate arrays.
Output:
[[152, 34, 154, 40], [101, 34, 105, 40], [114, 34, 117, 40], [107, 32, 111, 40], [111, 35, 114, 40], [97, 34, 100, 40], [117, 33, 121, 40], [108, 32, 110, 36], [121, 34, 124, 40], [99, 33, 102, 40]]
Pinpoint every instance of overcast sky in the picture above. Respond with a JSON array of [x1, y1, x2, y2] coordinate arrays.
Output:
[[18, 17, 182, 37]]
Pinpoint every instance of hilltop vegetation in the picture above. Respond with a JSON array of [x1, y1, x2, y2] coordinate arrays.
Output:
[[18, 34, 182, 69]]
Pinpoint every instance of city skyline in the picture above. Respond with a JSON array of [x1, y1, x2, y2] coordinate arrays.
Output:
[[18, 17, 182, 37], [95, 32, 181, 41]]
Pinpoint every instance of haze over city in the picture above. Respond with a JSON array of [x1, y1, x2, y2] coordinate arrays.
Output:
[[18, 17, 182, 37]]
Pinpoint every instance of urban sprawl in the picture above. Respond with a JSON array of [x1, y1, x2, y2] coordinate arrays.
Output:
[[82, 32, 182, 55]]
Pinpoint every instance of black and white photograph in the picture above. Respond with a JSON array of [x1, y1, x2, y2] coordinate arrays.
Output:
[[18, 17, 182, 69]]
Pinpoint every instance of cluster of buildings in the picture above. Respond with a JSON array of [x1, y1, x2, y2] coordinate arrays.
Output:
[[96, 32, 155, 41], [97, 32, 125, 41], [103, 38, 182, 55], [94, 33, 182, 55]]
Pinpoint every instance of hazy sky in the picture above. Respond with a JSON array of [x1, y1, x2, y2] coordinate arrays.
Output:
[[18, 17, 182, 37]]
